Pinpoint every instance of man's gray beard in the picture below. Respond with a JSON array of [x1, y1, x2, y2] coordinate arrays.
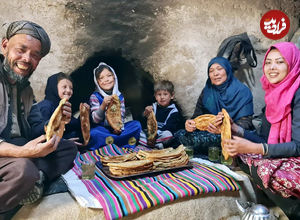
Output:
[[3, 57, 30, 85]]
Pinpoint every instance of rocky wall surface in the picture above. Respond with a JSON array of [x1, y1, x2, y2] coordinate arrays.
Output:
[[0, 0, 299, 117]]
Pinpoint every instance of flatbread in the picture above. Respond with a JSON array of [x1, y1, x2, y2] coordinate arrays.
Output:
[[193, 114, 221, 133], [147, 111, 157, 142], [106, 94, 123, 134], [101, 152, 137, 166], [138, 145, 185, 159], [221, 108, 231, 160], [102, 145, 189, 176], [80, 103, 90, 146], [45, 98, 67, 141]]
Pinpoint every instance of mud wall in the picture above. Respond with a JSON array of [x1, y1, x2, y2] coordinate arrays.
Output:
[[1, 0, 299, 117]]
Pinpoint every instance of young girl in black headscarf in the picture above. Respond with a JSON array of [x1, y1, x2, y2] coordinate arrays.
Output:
[[28, 72, 88, 145]]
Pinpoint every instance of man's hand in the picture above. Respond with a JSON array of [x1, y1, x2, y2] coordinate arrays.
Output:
[[185, 119, 196, 132], [62, 101, 72, 124], [23, 135, 60, 158]]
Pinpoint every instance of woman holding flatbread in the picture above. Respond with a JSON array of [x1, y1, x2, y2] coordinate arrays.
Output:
[[224, 42, 300, 219], [88, 62, 142, 150], [174, 57, 254, 156]]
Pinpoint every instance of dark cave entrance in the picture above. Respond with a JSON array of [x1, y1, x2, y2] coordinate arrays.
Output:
[[70, 49, 155, 127]]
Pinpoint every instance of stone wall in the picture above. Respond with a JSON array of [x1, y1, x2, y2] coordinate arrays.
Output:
[[1, 0, 299, 117]]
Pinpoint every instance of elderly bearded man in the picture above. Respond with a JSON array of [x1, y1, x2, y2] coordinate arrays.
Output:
[[0, 21, 77, 217]]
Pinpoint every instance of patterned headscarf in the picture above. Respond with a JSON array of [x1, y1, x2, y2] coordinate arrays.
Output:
[[6, 20, 51, 57]]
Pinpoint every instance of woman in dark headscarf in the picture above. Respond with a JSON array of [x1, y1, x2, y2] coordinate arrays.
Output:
[[27, 72, 85, 142], [174, 57, 254, 156]]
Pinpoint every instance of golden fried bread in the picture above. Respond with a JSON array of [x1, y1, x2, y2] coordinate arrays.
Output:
[[137, 145, 185, 159], [45, 98, 67, 141], [102, 145, 189, 176], [101, 152, 137, 166], [106, 94, 123, 134], [80, 103, 90, 146], [107, 159, 153, 169], [221, 108, 231, 160], [147, 111, 157, 143], [193, 114, 221, 133]]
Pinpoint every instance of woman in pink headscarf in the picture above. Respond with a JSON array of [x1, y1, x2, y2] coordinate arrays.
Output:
[[224, 42, 300, 219]]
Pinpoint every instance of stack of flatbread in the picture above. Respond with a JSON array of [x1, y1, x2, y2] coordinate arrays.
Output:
[[101, 152, 138, 166], [102, 145, 189, 176], [107, 159, 154, 176], [137, 145, 188, 169], [193, 109, 231, 160]]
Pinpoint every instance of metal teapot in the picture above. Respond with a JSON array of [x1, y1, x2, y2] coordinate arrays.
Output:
[[236, 200, 278, 220]]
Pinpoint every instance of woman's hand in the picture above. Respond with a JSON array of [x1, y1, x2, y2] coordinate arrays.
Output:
[[207, 112, 223, 134], [143, 106, 153, 117], [185, 119, 196, 132], [224, 136, 263, 157]]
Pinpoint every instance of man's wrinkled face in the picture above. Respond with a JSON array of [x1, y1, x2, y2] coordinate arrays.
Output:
[[1, 34, 42, 78]]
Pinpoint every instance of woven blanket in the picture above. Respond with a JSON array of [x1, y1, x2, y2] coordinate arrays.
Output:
[[70, 145, 240, 220]]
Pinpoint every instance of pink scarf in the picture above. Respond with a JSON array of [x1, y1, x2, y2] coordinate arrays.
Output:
[[260, 42, 300, 144]]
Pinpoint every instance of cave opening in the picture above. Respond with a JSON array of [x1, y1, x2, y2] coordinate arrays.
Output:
[[70, 48, 155, 127]]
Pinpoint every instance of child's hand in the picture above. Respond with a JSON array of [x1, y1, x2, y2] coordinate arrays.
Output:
[[62, 101, 72, 124], [82, 103, 90, 111], [143, 106, 153, 117], [101, 96, 112, 110]]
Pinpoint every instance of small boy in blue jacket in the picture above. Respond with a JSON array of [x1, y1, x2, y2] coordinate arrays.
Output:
[[139, 80, 183, 148]]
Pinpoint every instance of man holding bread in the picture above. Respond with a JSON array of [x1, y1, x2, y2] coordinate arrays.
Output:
[[0, 20, 77, 217]]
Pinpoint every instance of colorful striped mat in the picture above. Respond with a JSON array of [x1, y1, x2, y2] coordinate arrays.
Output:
[[72, 145, 240, 220]]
